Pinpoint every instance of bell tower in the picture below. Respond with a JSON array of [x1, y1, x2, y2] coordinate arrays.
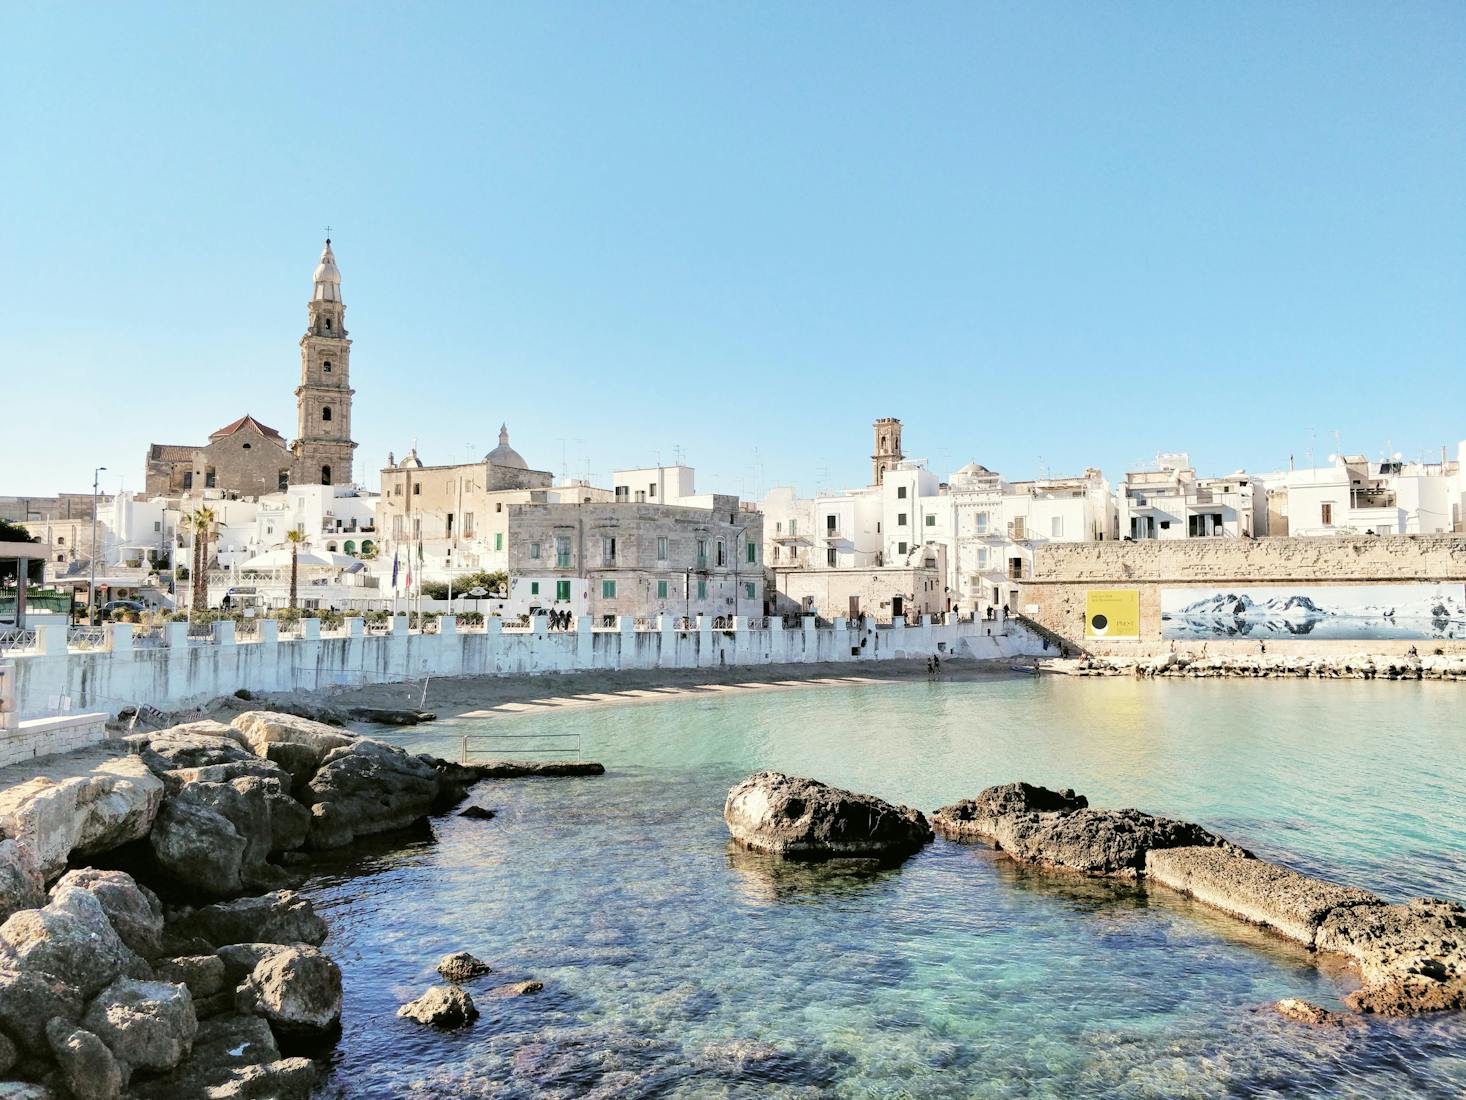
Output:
[[872, 417, 903, 486], [292, 238, 357, 487]]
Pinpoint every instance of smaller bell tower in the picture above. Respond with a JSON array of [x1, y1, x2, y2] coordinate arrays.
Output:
[[293, 238, 357, 487], [872, 417, 903, 486]]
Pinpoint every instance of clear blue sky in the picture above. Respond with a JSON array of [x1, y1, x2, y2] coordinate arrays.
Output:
[[4, 2, 1463, 499]]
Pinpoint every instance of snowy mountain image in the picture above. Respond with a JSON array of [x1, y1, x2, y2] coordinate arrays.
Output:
[[1161, 584, 1466, 640]]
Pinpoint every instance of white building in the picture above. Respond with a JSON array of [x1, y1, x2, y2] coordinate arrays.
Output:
[[1116, 454, 1258, 541], [1262, 443, 1464, 537]]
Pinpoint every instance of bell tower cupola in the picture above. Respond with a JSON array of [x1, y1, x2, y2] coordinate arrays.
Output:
[[293, 238, 357, 487]]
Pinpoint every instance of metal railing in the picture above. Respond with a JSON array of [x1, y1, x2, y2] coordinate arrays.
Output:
[[0, 628, 38, 653], [460, 731, 582, 765], [67, 626, 108, 651]]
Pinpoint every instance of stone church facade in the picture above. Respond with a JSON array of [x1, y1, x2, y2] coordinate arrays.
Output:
[[143, 240, 358, 498]]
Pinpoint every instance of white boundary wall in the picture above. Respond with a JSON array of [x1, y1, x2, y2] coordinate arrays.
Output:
[[6, 617, 1043, 720]]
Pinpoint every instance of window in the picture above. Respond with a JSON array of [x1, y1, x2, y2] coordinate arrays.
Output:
[[413, 484, 420, 495], [975, 512, 988, 534], [556, 579, 571, 601], [602, 536, 616, 565], [827, 548, 836, 566], [205, 468, 217, 489], [446, 513, 454, 537], [326, 542, 337, 552], [715, 539, 726, 567], [897, 513, 907, 526], [183, 472, 193, 489], [898, 541, 908, 555], [1321, 503, 1334, 526], [656, 536, 668, 561], [602, 580, 617, 598], [746, 541, 756, 563], [495, 502, 502, 513], [241, 442, 251, 450], [649, 483, 656, 498], [322, 407, 332, 422], [529, 541, 541, 560], [925, 514, 936, 527], [57, 537, 65, 546], [494, 533, 503, 551], [697, 539, 708, 567], [615, 486, 629, 502], [344, 540, 356, 554], [556, 537, 571, 568], [530, 581, 539, 596], [897, 486, 907, 499], [325, 318, 332, 331], [153, 521, 161, 532], [745, 582, 756, 599], [463, 512, 474, 537], [278, 471, 289, 491], [789, 518, 797, 537], [323, 360, 332, 373], [826, 514, 837, 532], [657, 580, 668, 598], [976, 548, 989, 569], [1008, 557, 1023, 579], [1051, 516, 1063, 538], [697, 579, 707, 599]]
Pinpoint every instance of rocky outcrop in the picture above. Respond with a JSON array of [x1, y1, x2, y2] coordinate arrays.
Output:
[[1046, 653, 1466, 681], [229, 712, 355, 786], [129, 1013, 316, 1100], [304, 739, 441, 849], [724, 772, 932, 861], [81, 976, 197, 1076], [0, 967, 85, 1055], [0, 886, 136, 998], [937, 781, 1466, 1016], [46, 1019, 122, 1100], [1273, 998, 1354, 1026], [492, 980, 543, 997], [169, 892, 327, 951], [933, 783, 1233, 876], [0, 843, 44, 925], [436, 951, 492, 983], [149, 774, 305, 898], [49, 870, 163, 960], [467, 760, 606, 779], [0, 756, 164, 881], [397, 984, 477, 1028], [235, 945, 342, 1043]]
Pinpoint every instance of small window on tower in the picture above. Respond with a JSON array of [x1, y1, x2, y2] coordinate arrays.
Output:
[[322, 407, 332, 422], [325, 318, 332, 331], [323, 361, 332, 373], [321, 465, 332, 485]]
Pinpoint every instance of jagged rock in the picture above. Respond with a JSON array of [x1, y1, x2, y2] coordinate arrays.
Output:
[[1144, 847, 1380, 945], [1273, 998, 1353, 1026], [204, 1057, 317, 1099], [0, 968, 85, 1054], [724, 772, 932, 861], [129, 1013, 284, 1099], [436, 951, 492, 983], [148, 796, 250, 899], [304, 739, 441, 849], [45, 1020, 121, 1100], [0, 756, 164, 880], [49, 869, 164, 959], [153, 955, 226, 999], [230, 712, 355, 783], [933, 783, 1234, 876], [214, 944, 288, 985], [397, 984, 477, 1028], [457, 805, 496, 821], [81, 977, 197, 1074], [0, 843, 43, 925], [170, 892, 326, 950], [235, 946, 341, 1042], [126, 724, 256, 778], [1316, 898, 1466, 1015], [466, 760, 605, 779], [150, 775, 302, 898], [426, 758, 482, 811], [0, 887, 133, 997], [492, 980, 543, 997]]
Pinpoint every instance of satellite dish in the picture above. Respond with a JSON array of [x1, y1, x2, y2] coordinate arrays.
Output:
[[1393, 452, 1403, 462], [1327, 454, 1338, 464], [467, 586, 488, 597]]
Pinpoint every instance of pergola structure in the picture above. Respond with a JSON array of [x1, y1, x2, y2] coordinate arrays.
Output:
[[0, 540, 55, 628]]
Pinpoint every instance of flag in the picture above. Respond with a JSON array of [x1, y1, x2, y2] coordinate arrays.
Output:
[[390, 548, 400, 589]]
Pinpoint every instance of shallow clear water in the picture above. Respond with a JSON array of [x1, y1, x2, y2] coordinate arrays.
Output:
[[308, 674, 1466, 1098]]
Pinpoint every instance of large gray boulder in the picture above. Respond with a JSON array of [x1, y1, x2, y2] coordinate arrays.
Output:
[[230, 712, 355, 785], [149, 775, 301, 898], [0, 842, 44, 924], [933, 783, 1234, 876], [396, 984, 477, 1029], [45, 1019, 122, 1100], [436, 951, 492, 983], [724, 772, 933, 861], [305, 739, 442, 849], [0, 886, 133, 997], [235, 945, 341, 1042], [49, 870, 164, 960], [152, 955, 226, 1000], [81, 976, 197, 1074], [170, 892, 326, 950], [126, 723, 256, 778], [128, 1012, 295, 1099], [148, 795, 250, 899], [0, 966, 85, 1054]]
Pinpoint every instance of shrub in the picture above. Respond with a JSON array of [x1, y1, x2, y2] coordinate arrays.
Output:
[[234, 688, 254, 700]]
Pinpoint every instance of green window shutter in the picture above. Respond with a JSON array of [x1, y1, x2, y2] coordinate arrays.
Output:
[[745, 582, 755, 598], [697, 579, 707, 599], [602, 580, 616, 598], [656, 580, 668, 598], [530, 581, 539, 595], [925, 514, 935, 526], [556, 579, 571, 601], [495, 533, 503, 550], [746, 541, 756, 563]]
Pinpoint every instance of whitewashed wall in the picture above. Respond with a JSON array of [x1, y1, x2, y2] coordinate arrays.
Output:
[[7, 617, 1043, 720]]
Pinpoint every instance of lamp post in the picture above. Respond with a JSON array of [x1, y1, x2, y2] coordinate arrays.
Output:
[[88, 466, 106, 625]]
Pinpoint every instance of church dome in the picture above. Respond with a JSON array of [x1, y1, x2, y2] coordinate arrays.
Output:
[[313, 239, 342, 302], [486, 424, 527, 469]]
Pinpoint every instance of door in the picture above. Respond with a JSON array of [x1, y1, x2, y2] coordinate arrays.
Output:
[[848, 595, 860, 620], [891, 596, 903, 618]]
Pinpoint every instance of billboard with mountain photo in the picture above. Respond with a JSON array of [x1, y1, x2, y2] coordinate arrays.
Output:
[[1160, 584, 1466, 641]]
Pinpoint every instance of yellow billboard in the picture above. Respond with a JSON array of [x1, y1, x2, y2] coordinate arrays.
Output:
[[1085, 589, 1140, 640]]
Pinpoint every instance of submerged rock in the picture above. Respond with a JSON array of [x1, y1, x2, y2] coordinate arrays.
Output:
[[492, 980, 543, 997], [724, 772, 932, 861], [1272, 998, 1354, 1027], [457, 805, 496, 821], [436, 951, 492, 983], [467, 760, 605, 779], [397, 984, 478, 1029]]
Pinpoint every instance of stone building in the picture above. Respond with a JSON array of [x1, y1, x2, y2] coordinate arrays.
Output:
[[142, 239, 358, 497], [872, 417, 903, 486]]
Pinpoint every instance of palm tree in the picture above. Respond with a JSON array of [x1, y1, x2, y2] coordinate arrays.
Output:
[[285, 528, 307, 610], [184, 507, 218, 614]]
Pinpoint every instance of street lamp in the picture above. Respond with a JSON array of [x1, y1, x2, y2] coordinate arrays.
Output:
[[88, 466, 106, 625]]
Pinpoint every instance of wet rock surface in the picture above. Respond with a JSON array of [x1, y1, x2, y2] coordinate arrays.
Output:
[[724, 772, 932, 861], [235, 945, 343, 1043], [436, 951, 493, 983], [397, 983, 478, 1028]]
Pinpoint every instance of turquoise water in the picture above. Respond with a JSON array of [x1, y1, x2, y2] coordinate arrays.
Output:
[[308, 675, 1466, 1098]]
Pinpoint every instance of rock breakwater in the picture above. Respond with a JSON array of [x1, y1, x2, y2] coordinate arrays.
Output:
[[1046, 652, 1466, 680], [724, 772, 932, 861], [934, 782, 1466, 1016]]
